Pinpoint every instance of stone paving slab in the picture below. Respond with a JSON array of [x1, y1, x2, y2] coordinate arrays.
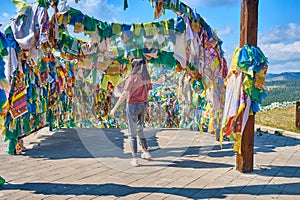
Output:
[[0, 127, 299, 199]]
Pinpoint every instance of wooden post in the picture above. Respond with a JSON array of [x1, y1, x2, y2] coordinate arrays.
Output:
[[236, 0, 259, 173], [296, 101, 300, 129]]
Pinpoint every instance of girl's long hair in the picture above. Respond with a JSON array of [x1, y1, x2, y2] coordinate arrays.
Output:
[[130, 58, 151, 81]]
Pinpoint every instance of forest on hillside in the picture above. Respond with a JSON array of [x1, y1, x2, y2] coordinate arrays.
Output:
[[262, 80, 300, 106]]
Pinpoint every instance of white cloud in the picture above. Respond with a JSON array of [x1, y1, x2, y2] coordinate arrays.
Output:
[[217, 25, 232, 36], [68, 0, 122, 22], [182, 0, 239, 8], [265, 60, 300, 74], [259, 41, 300, 73], [258, 23, 300, 73], [259, 23, 300, 44], [260, 41, 300, 62], [0, 13, 14, 31]]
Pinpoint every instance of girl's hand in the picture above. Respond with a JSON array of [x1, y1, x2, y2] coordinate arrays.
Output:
[[109, 108, 116, 117]]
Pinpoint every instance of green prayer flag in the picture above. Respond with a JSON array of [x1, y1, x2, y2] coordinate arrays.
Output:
[[124, 0, 128, 10], [36, 0, 50, 8], [8, 138, 17, 155], [23, 115, 31, 135], [0, 176, 5, 186]]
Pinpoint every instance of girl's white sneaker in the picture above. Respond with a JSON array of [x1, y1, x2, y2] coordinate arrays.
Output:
[[130, 158, 140, 167], [141, 152, 152, 160]]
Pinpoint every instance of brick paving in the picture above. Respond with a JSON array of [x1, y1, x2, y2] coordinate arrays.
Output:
[[0, 127, 299, 199]]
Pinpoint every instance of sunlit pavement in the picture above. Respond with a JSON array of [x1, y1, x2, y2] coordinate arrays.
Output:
[[0, 127, 299, 200]]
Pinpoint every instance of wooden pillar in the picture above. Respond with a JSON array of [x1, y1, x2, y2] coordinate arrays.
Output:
[[236, 0, 259, 173], [296, 101, 300, 129]]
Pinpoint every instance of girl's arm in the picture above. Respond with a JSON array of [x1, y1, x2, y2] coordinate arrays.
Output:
[[109, 90, 129, 117]]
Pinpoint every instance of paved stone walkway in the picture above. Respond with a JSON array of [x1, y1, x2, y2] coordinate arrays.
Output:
[[0, 127, 299, 199]]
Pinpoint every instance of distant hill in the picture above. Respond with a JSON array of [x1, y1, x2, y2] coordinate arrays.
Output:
[[266, 72, 300, 81], [262, 73, 300, 106]]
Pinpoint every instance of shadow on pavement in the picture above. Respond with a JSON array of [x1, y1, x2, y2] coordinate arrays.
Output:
[[168, 160, 233, 168], [253, 165, 300, 178], [25, 128, 188, 160], [22, 128, 236, 170], [24, 128, 299, 160], [137, 159, 234, 169], [2, 182, 300, 198], [254, 131, 300, 154], [24, 128, 215, 159], [24, 128, 162, 159], [24, 129, 97, 159], [22, 128, 299, 175], [197, 131, 300, 158]]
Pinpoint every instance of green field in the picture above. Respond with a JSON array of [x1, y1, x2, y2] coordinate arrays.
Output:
[[255, 105, 300, 133]]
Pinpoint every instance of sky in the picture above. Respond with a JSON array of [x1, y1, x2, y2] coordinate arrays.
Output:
[[1, 0, 300, 74]]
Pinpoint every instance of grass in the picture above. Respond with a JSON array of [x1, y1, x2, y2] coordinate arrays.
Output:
[[256, 105, 300, 133]]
